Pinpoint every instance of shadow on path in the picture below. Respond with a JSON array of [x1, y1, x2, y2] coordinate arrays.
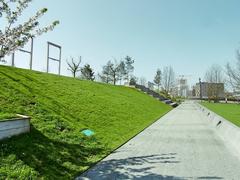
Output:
[[79, 153, 223, 180]]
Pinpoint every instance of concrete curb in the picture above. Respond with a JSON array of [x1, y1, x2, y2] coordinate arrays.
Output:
[[197, 103, 240, 158], [0, 114, 31, 141]]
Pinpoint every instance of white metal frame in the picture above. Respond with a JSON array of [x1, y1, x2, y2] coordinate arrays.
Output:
[[47, 41, 62, 75]]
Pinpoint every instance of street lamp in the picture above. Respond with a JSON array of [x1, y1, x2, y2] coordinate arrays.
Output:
[[199, 78, 202, 101]]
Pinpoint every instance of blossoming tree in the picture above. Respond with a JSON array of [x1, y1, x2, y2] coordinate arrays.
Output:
[[0, 0, 59, 60]]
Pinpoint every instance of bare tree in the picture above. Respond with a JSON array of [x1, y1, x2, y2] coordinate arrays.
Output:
[[109, 60, 121, 85], [205, 64, 225, 101], [99, 60, 121, 85], [205, 64, 224, 83], [98, 61, 112, 83], [139, 77, 147, 86], [162, 66, 175, 95], [67, 56, 81, 78], [148, 81, 155, 90], [154, 69, 162, 91], [226, 50, 240, 91]]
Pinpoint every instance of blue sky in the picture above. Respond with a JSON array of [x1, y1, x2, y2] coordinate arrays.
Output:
[[2, 0, 240, 86]]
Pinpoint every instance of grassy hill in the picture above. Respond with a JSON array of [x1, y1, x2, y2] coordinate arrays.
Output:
[[0, 65, 172, 179], [201, 102, 240, 127]]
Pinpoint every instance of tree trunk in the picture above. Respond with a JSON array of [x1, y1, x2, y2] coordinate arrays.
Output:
[[113, 77, 116, 85], [113, 72, 116, 85]]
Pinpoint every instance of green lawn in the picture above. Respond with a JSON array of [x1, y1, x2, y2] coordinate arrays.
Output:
[[0, 65, 172, 179], [201, 102, 240, 127]]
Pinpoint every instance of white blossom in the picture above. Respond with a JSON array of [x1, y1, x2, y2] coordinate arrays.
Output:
[[0, 0, 59, 59]]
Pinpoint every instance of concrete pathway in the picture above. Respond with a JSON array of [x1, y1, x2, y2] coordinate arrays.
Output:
[[78, 101, 240, 180]]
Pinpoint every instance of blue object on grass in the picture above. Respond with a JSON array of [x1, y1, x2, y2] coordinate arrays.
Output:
[[82, 129, 95, 137]]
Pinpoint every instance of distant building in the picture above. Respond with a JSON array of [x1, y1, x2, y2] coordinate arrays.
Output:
[[193, 82, 224, 99], [176, 78, 189, 97]]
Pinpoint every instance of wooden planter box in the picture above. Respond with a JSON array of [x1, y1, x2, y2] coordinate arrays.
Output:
[[0, 114, 31, 141]]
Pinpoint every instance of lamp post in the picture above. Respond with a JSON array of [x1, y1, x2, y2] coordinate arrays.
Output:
[[199, 78, 202, 101]]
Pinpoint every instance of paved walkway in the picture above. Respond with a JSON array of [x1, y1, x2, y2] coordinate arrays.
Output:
[[78, 101, 240, 180]]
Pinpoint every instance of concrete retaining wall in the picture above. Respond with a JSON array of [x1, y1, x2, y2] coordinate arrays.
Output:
[[197, 103, 240, 157], [0, 115, 30, 141]]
